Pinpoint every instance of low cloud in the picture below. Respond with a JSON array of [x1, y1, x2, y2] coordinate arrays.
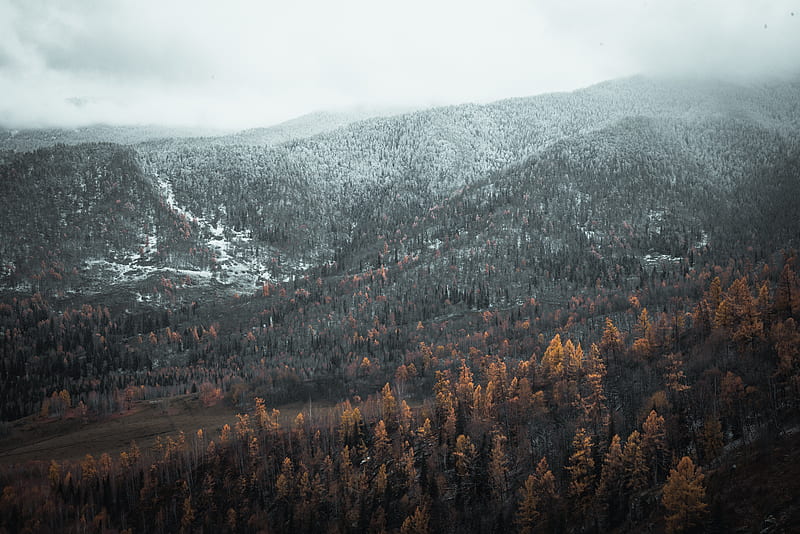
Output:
[[1, 0, 798, 129]]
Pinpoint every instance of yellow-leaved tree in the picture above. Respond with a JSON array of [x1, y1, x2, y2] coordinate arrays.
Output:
[[662, 456, 707, 533]]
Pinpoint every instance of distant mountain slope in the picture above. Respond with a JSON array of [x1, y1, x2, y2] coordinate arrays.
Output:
[[0, 125, 228, 153], [136, 76, 800, 263], [218, 108, 412, 146], [0, 107, 405, 153], [320, 114, 798, 313], [0, 144, 217, 293], [1, 76, 798, 295]]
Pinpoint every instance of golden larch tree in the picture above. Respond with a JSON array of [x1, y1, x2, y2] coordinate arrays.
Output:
[[542, 334, 565, 379], [600, 317, 624, 363], [400, 504, 430, 534], [622, 430, 649, 493], [642, 410, 668, 483], [566, 427, 596, 518], [662, 456, 707, 533], [516, 456, 558, 534], [488, 432, 509, 501], [453, 434, 476, 479], [381, 383, 397, 423]]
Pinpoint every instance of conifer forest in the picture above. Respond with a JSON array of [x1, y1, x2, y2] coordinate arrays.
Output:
[[1, 75, 800, 533]]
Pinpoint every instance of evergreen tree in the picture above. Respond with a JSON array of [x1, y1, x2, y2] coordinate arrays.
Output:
[[597, 434, 625, 527]]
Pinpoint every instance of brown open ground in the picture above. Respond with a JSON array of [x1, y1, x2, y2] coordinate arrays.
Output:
[[0, 394, 341, 466]]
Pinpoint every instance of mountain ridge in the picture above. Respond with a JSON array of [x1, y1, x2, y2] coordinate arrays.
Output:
[[1, 75, 798, 297]]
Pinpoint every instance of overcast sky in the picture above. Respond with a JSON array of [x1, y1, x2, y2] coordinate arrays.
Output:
[[1, 0, 798, 130]]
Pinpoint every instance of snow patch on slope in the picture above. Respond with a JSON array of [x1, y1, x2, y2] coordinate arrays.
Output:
[[155, 175, 276, 289]]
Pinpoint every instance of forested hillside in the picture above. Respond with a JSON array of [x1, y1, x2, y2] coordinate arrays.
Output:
[[1, 76, 799, 533]]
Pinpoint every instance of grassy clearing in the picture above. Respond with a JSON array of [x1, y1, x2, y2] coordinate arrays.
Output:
[[0, 395, 239, 465], [0, 388, 419, 467]]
